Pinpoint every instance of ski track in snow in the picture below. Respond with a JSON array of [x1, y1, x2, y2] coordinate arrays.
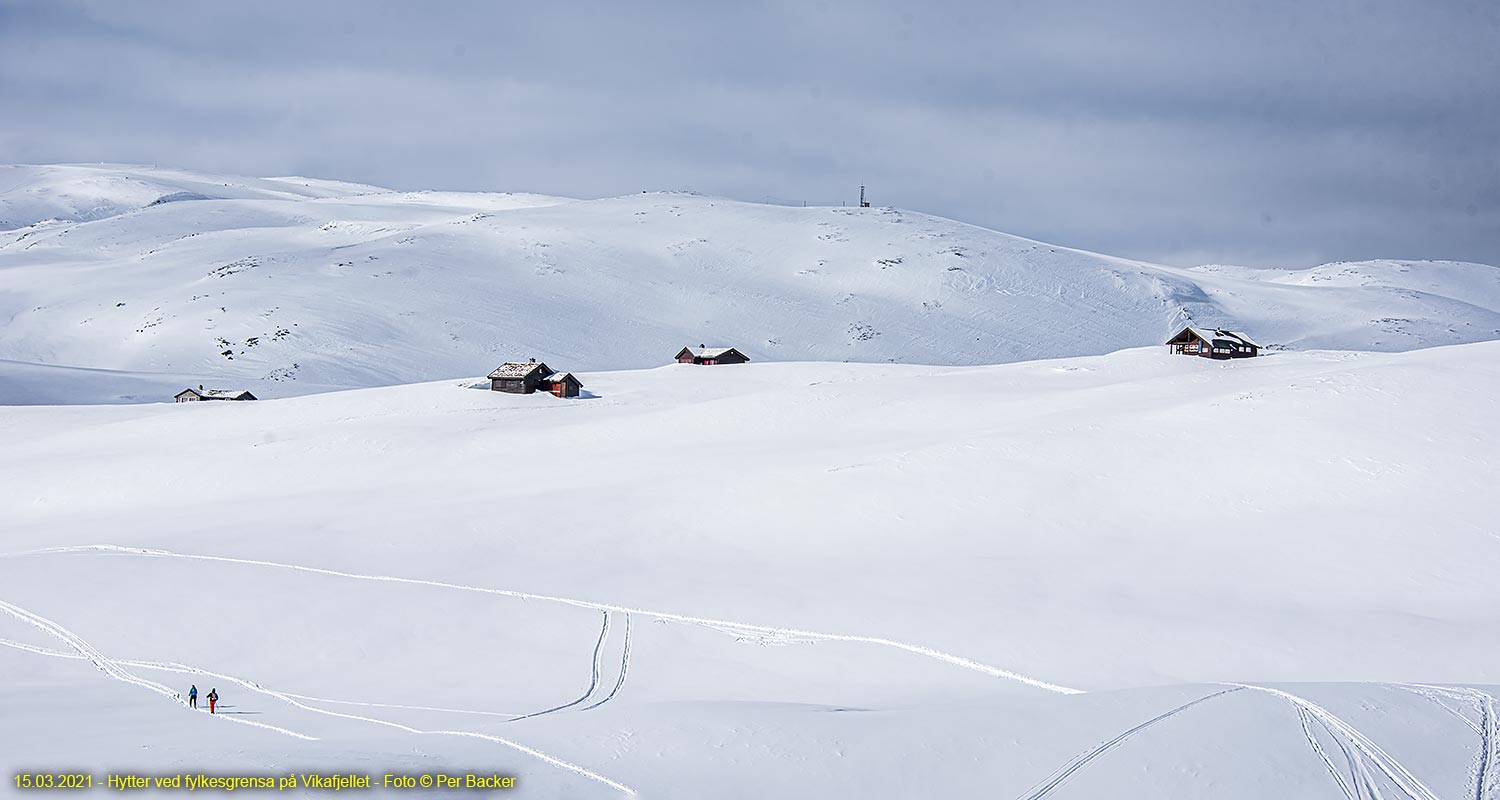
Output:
[[1460, 688, 1497, 800], [276, 693, 524, 718], [4, 544, 1082, 694], [1406, 684, 1498, 800], [123, 656, 637, 796], [1016, 683, 1456, 800], [1400, 684, 1485, 735], [509, 610, 612, 722], [1014, 687, 1244, 800], [0, 624, 636, 795], [0, 600, 314, 742], [279, 693, 525, 717], [1297, 706, 1359, 800], [11, 546, 1473, 799], [0, 637, 528, 719], [583, 612, 632, 712], [1294, 702, 1394, 800], [1470, 689, 1497, 800], [1235, 684, 1442, 800]]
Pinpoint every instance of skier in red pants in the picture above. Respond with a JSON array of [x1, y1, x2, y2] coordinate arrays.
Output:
[[207, 688, 219, 714]]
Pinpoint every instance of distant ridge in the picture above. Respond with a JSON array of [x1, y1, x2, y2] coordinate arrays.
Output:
[[1, 163, 1496, 394]]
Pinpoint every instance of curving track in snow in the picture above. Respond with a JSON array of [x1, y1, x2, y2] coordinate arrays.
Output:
[[583, 612, 632, 712], [1405, 684, 1498, 800], [509, 610, 613, 722], [5, 544, 1082, 694], [1014, 687, 1243, 800], [0, 604, 636, 796], [1296, 705, 1359, 800], [0, 599, 314, 741], [1236, 684, 1443, 800], [0, 636, 529, 719], [13, 544, 1469, 800]]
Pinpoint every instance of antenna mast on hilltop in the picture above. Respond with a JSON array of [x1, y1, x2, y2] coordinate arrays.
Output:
[[859, 184, 871, 208]]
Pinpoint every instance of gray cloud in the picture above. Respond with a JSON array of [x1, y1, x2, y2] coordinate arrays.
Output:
[[1, 0, 1496, 267]]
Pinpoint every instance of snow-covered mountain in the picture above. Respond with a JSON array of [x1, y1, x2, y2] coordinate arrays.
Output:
[[3, 344, 1497, 798], [0, 163, 389, 228], [2, 164, 1497, 403]]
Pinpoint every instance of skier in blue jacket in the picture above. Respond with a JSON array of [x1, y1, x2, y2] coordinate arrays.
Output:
[[188, 685, 198, 709]]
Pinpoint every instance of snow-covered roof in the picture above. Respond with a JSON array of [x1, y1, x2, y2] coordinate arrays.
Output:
[[678, 346, 743, 359], [1220, 329, 1260, 348], [175, 387, 256, 400], [488, 361, 549, 380], [1170, 326, 1259, 349], [544, 372, 581, 385]]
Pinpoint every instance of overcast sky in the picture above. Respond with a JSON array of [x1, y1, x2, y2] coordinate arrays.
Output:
[[1, 0, 1496, 267]]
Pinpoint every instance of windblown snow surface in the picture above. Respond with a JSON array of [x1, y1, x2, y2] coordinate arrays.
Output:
[[2, 165, 1499, 799]]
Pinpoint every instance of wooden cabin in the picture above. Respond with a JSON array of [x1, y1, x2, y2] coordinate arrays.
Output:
[[488, 359, 553, 394], [674, 345, 750, 365], [1165, 326, 1260, 360], [175, 386, 257, 402], [541, 372, 583, 398]]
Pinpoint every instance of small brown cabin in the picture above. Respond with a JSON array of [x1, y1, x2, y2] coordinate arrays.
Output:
[[489, 359, 584, 397], [175, 386, 257, 402], [1166, 326, 1260, 360], [675, 345, 750, 365], [543, 372, 583, 398]]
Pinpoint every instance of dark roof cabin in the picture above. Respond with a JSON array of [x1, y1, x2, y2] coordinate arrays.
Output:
[[489, 359, 553, 394], [488, 360, 584, 397], [1165, 326, 1260, 360], [675, 345, 750, 365], [175, 386, 257, 402]]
